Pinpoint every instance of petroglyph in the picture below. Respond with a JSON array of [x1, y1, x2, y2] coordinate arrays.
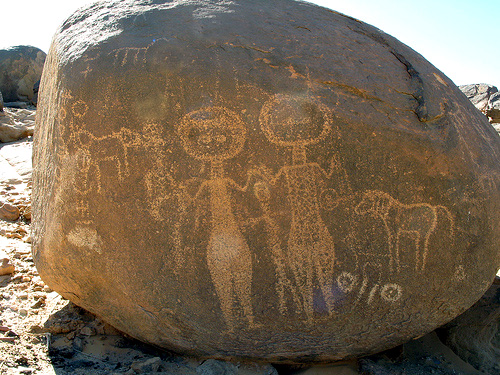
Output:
[[67, 127, 145, 192], [355, 190, 455, 272], [108, 39, 167, 68], [352, 261, 384, 306], [67, 227, 103, 254], [337, 266, 402, 305], [337, 272, 358, 293], [178, 106, 254, 330], [259, 93, 339, 321], [71, 100, 89, 118], [453, 265, 466, 281], [253, 181, 301, 315], [380, 283, 403, 302], [110, 47, 148, 67]]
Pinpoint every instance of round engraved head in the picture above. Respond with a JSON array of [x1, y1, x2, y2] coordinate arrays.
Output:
[[178, 107, 247, 161], [259, 94, 331, 147]]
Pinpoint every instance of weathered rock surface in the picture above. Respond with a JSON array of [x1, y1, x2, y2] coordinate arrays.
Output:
[[0, 108, 35, 143], [0, 46, 46, 104], [437, 277, 500, 374], [459, 83, 500, 123], [33, 0, 500, 362], [0, 201, 20, 221], [487, 92, 500, 123]]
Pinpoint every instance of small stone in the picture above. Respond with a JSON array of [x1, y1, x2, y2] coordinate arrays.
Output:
[[18, 292, 28, 299], [16, 366, 34, 374], [21, 276, 31, 283], [238, 363, 278, 375], [31, 298, 45, 309], [16, 227, 27, 235], [73, 336, 84, 352], [0, 259, 15, 276], [22, 206, 31, 221], [19, 308, 28, 316], [197, 359, 238, 375], [80, 326, 94, 336], [43, 285, 52, 293], [7, 232, 23, 239], [0, 202, 20, 221], [295, 363, 359, 375], [131, 357, 162, 373]]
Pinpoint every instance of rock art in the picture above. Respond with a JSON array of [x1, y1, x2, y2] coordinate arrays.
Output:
[[0, 46, 46, 104], [33, 0, 500, 363]]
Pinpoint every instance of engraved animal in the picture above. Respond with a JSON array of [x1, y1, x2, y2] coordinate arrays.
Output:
[[355, 190, 454, 272]]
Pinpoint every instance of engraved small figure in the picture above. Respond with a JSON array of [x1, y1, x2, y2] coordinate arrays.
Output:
[[259, 93, 338, 321], [253, 181, 301, 314], [178, 106, 254, 331]]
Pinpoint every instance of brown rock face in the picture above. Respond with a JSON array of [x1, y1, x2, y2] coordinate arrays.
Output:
[[0, 46, 46, 104], [33, 0, 500, 362]]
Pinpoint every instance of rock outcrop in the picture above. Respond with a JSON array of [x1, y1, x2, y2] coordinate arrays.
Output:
[[0, 108, 35, 143], [459, 83, 500, 124], [33, 0, 500, 362], [437, 277, 500, 374], [0, 46, 46, 105], [487, 92, 500, 123]]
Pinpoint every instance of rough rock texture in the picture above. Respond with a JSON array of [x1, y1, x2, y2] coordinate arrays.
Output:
[[437, 277, 500, 374], [0, 202, 20, 221], [33, 0, 500, 363], [0, 46, 46, 104], [0, 108, 35, 142], [459, 83, 500, 123], [487, 92, 500, 123]]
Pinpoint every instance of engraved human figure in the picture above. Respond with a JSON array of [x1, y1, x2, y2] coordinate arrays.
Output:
[[253, 181, 301, 314], [259, 93, 338, 321], [178, 106, 254, 331]]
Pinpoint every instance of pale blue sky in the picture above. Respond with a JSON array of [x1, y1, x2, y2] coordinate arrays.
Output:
[[1, 0, 498, 87]]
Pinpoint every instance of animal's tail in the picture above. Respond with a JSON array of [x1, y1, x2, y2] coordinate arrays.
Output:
[[436, 206, 455, 239]]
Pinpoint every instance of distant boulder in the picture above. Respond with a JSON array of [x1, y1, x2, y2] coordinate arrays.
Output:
[[0, 46, 46, 104], [459, 83, 500, 124]]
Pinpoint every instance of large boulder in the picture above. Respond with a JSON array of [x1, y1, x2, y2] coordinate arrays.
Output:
[[0, 108, 35, 142], [33, 0, 500, 362], [0, 46, 46, 104]]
